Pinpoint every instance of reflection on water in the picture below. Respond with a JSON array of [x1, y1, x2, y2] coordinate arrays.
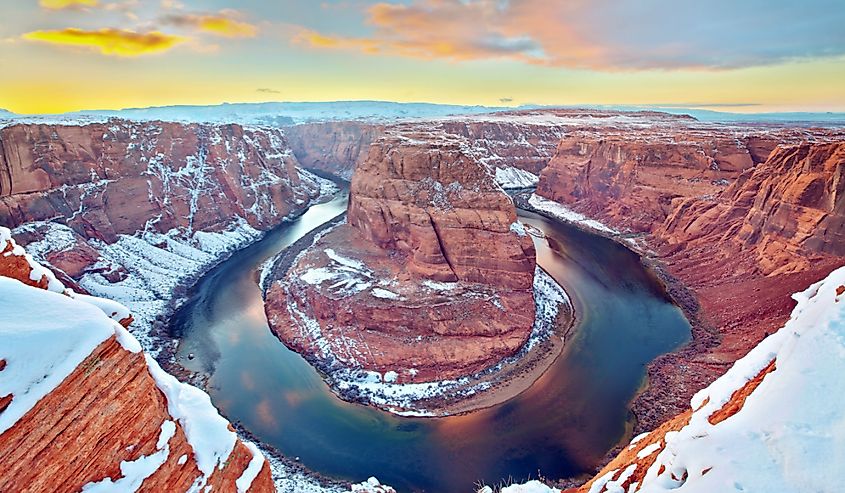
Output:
[[170, 196, 690, 493]]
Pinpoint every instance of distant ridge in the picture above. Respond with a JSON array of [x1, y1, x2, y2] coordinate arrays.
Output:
[[2, 100, 844, 127]]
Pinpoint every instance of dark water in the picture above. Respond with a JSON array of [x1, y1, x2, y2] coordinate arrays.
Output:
[[169, 195, 690, 493]]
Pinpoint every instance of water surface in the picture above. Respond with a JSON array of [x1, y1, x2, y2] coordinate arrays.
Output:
[[170, 195, 690, 492]]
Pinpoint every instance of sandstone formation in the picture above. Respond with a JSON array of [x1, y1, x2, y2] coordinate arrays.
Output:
[[0, 120, 321, 243], [570, 265, 845, 493], [534, 128, 845, 430], [286, 121, 384, 179], [266, 129, 538, 384], [0, 228, 274, 493], [285, 113, 569, 185], [0, 119, 330, 352]]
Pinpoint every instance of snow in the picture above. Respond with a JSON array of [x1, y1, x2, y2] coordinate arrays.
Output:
[[1, 226, 65, 293], [81, 420, 176, 493], [421, 279, 460, 292], [528, 193, 619, 235], [628, 432, 650, 448], [478, 480, 556, 493], [72, 292, 132, 323], [504, 264, 845, 493], [143, 353, 236, 478], [299, 247, 374, 296], [315, 266, 570, 415], [371, 288, 400, 300], [235, 441, 265, 493], [510, 221, 528, 237], [636, 442, 662, 459], [351, 477, 394, 493], [495, 166, 540, 189], [0, 277, 116, 435]]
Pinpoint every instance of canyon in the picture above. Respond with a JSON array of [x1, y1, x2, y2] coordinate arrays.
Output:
[[264, 124, 570, 413], [1, 108, 844, 492]]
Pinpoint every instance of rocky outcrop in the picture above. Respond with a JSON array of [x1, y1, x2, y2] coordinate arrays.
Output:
[[348, 135, 536, 288], [0, 228, 274, 493], [570, 265, 845, 493], [266, 129, 538, 387]]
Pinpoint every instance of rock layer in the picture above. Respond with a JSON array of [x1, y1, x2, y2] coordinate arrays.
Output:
[[266, 129, 538, 384], [0, 120, 320, 241], [535, 132, 845, 430], [0, 229, 274, 493]]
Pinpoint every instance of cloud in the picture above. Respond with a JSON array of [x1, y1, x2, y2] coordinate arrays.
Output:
[[256, 88, 281, 94], [294, 0, 845, 70], [294, 1, 543, 62], [161, 10, 258, 38], [22, 28, 186, 56], [39, 0, 98, 10]]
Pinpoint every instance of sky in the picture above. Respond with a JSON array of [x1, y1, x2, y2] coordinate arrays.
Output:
[[1, 0, 844, 114]]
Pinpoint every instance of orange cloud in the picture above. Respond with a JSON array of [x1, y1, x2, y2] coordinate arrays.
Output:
[[22, 28, 186, 57], [39, 0, 98, 9], [162, 10, 258, 38], [293, 0, 845, 71], [294, 1, 544, 63]]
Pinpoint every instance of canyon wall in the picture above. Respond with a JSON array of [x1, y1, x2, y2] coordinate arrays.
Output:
[[0, 120, 321, 240], [0, 228, 275, 493], [0, 120, 331, 351], [285, 121, 384, 179], [284, 114, 568, 185], [535, 131, 845, 431]]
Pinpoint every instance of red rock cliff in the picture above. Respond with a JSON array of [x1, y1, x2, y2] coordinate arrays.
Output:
[[0, 229, 274, 493], [0, 120, 321, 241], [285, 121, 384, 179], [348, 134, 537, 288], [535, 132, 845, 431]]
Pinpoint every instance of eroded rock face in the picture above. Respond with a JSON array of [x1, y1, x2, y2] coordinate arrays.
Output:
[[0, 230, 274, 493], [0, 120, 328, 351], [286, 121, 384, 179], [660, 142, 845, 275], [267, 131, 537, 383], [0, 120, 320, 242], [534, 131, 845, 432], [284, 114, 568, 184], [349, 135, 536, 288], [536, 131, 783, 233]]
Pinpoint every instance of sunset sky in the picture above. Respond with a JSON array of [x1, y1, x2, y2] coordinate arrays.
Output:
[[2, 0, 844, 114]]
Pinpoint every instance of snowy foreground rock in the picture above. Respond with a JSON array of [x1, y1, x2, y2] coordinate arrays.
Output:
[[481, 264, 845, 493], [0, 229, 394, 492]]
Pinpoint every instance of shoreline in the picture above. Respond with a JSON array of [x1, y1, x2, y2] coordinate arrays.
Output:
[[512, 191, 713, 432], [263, 218, 577, 417], [157, 185, 709, 491]]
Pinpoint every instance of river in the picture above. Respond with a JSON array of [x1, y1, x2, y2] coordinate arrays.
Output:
[[169, 190, 690, 492]]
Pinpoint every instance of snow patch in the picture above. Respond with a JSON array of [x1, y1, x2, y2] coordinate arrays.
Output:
[[528, 193, 619, 235], [495, 166, 540, 189]]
